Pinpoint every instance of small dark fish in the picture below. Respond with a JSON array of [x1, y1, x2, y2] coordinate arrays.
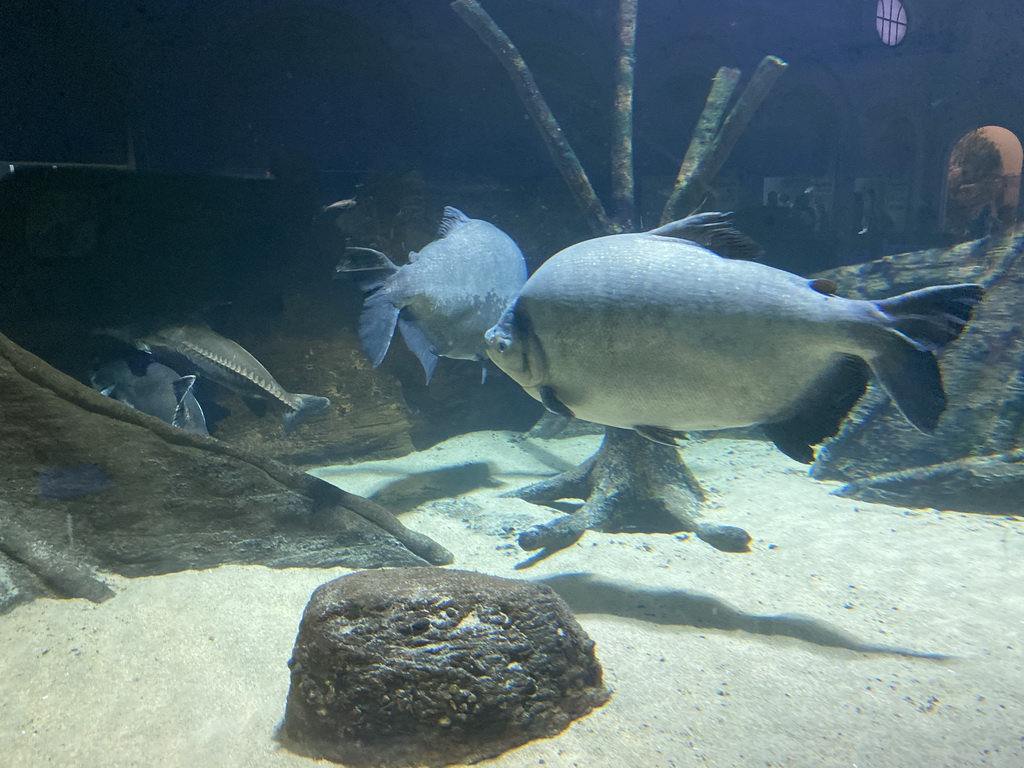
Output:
[[91, 358, 209, 436], [321, 198, 357, 214], [37, 462, 112, 500], [139, 326, 331, 436], [336, 206, 527, 382]]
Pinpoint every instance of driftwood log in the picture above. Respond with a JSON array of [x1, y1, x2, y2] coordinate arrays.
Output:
[[454, 0, 785, 561], [0, 331, 452, 614]]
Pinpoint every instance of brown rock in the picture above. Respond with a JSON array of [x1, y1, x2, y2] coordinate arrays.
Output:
[[281, 567, 610, 767]]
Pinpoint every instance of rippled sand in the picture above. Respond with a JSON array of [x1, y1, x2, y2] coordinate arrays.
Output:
[[2, 432, 1022, 767]]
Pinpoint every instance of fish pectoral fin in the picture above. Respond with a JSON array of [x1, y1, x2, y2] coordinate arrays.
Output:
[[397, 316, 439, 383], [634, 425, 686, 446], [762, 354, 871, 463], [647, 212, 764, 261], [539, 386, 574, 419]]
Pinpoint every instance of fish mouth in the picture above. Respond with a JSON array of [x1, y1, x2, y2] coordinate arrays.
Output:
[[483, 325, 512, 353]]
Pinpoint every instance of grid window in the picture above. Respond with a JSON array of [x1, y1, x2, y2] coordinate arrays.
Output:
[[876, 0, 908, 46]]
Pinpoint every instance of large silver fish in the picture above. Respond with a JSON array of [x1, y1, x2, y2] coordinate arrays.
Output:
[[484, 213, 984, 463], [337, 206, 527, 382], [91, 359, 209, 436], [140, 326, 331, 436]]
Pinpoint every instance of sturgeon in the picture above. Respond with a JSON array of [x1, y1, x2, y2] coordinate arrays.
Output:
[[140, 325, 330, 436]]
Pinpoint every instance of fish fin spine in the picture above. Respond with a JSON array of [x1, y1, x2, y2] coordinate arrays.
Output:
[[539, 386, 574, 419], [634, 425, 684, 446], [647, 211, 765, 261], [436, 206, 471, 238]]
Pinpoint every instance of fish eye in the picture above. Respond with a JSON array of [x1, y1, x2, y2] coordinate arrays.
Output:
[[497, 339, 510, 353]]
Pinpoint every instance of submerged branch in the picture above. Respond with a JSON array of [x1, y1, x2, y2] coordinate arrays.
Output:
[[662, 56, 788, 223], [661, 66, 741, 225], [611, 0, 638, 231], [451, 0, 615, 235]]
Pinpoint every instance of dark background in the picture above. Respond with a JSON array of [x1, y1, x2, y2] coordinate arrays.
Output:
[[4, 0, 1023, 251], [2, 0, 1022, 451]]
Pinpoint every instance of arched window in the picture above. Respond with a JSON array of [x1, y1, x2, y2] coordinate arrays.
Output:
[[944, 126, 1023, 239], [876, 0, 908, 46]]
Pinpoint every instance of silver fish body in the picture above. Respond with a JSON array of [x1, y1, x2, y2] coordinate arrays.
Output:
[[91, 359, 209, 436], [485, 214, 984, 462], [338, 206, 527, 381], [140, 325, 330, 436]]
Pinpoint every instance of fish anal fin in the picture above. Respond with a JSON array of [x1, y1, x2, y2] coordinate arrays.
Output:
[[436, 206, 471, 238], [647, 212, 765, 261], [397, 315, 440, 383], [539, 386, 574, 419], [762, 355, 871, 463], [634, 425, 686, 446]]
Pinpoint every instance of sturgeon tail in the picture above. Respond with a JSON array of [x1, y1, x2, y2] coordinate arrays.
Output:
[[870, 283, 985, 432], [282, 394, 332, 437]]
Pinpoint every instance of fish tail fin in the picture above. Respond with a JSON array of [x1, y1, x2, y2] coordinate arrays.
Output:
[[870, 283, 984, 432], [359, 290, 401, 367], [335, 247, 398, 291], [282, 394, 332, 437], [874, 283, 985, 351]]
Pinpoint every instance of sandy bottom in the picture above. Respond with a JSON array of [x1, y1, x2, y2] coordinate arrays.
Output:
[[1, 431, 1022, 768]]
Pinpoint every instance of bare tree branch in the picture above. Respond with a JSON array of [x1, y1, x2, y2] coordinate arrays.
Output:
[[611, 0, 638, 231], [451, 0, 615, 235]]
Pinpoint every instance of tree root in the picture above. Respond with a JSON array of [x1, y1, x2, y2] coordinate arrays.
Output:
[[507, 428, 752, 561]]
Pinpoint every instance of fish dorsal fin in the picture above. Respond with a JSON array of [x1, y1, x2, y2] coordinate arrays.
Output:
[[436, 206, 472, 238], [647, 212, 764, 261]]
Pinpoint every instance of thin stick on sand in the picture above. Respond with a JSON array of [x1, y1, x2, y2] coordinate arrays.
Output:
[[662, 55, 788, 224], [451, 0, 615, 235], [611, 0, 638, 231]]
